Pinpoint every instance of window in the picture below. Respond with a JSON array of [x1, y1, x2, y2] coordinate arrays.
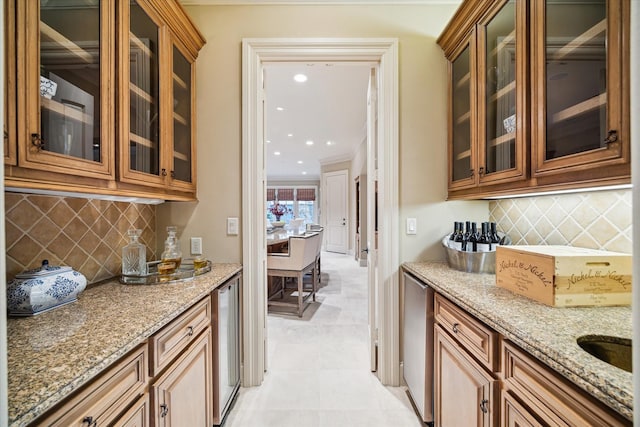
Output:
[[266, 186, 317, 224]]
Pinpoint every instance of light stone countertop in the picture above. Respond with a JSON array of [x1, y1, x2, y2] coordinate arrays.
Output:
[[403, 261, 633, 421], [7, 263, 242, 427]]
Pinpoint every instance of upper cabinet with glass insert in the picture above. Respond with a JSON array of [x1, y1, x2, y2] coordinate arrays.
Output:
[[15, 0, 115, 179], [6, 0, 205, 200], [531, 0, 629, 176], [438, 0, 630, 199]]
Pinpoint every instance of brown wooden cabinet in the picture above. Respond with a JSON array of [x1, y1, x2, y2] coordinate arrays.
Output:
[[149, 295, 213, 426], [5, 0, 205, 201], [434, 293, 499, 426], [34, 344, 148, 426], [151, 328, 213, 426], [502, 340, 631, 426], [438, 0, 630, 199]]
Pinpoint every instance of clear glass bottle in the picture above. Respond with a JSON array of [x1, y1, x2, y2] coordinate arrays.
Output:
[[122, 229, 146, 275], [159, 226, 182, 275]]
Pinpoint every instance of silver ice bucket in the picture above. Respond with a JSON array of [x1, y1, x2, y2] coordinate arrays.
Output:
[[442, 236, 496, 274]]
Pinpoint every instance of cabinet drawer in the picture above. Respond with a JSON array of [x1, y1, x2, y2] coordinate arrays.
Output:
[[502, 340, 631, 426], [434, 293, 498, 371], [36, 344, 148, 426], [150, 296, 211, 376]]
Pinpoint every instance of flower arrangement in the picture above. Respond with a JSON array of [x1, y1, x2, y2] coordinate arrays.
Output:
[[269, 202, 287, 221]]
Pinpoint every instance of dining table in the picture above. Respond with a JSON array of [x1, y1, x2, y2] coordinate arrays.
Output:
[[266, 228, 304, 253]]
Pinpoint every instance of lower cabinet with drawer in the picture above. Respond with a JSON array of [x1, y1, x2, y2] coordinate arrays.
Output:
[[501, 340, 630, 427], [149, 296, 213, 426], [432, 292, 631, 426], [434, 293, 499, 426], [34, 343, 149, 426]]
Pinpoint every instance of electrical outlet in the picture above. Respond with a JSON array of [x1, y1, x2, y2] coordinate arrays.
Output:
[[190, 237, 203, 255], [227, 217, 239, 235]]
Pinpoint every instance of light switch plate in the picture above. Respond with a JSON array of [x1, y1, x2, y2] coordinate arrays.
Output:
[[227, 217, 239, 235], [406, 218, 417, 235], [190, 237, 203, 255]]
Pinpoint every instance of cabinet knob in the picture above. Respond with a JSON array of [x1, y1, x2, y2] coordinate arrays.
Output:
[[469, 169, 474, 178], [160, 403, 169, 418], [452, 323, 460, 334], [161, 168, 167, 176], [170, 170, 176, 178], [31, 133, 45, 151], [604, 130, 618, 145], [187, 326, 194, 336], [82, 416, 97, 427], [479, 166, 484, 176], [480, 398, 489, 414]]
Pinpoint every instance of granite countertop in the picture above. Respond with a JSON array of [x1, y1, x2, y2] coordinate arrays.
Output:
[[403, 261, 633, 421], [7, 263, 242, 427]]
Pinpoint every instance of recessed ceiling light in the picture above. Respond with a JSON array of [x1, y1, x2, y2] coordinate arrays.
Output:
[[276, 107, 284, 111], [297, 160, 303, 164], [266, 140, 271, 143], [326, 140, 335, 146], [293, 74, 308, 83], [302, 171, 307, 175], [288, 134, 293, 137], [306, 140, 314, 146], [274, 151, 281, 156]]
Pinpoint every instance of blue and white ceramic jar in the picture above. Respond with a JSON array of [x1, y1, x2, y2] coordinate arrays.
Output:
[[7, 260, 87, 316]]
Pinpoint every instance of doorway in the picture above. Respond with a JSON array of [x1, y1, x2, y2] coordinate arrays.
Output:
[[241, 38, 400, 387]]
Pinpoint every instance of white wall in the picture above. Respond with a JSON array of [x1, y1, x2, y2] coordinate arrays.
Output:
[[159, 3, 486, 264]]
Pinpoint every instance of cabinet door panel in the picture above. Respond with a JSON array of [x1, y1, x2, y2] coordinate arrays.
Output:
[[435, 326, 497, 427], [118, 0, 168, 188], [169, 40, 195, 190], [19, 0, 114, 178], [449, 35, 477, 190], [478, 0, 527, 184], [152, 329, 213, 427], [532, 0, 629, 175], [501, 390, 543, 427]]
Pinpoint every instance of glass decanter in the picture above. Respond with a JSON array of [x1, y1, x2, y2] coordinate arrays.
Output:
[[159, 226, 182, 275], [122, 228, 146, 275]]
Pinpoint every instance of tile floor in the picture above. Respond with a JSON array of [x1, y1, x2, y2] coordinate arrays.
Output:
[[224, 251, 424, 427]]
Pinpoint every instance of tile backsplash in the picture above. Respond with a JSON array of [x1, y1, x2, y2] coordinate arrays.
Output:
[[5, 193, 157, 284], [489, 189, 631, 254]]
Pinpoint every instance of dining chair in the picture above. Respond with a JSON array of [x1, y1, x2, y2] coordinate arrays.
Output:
[[267, 232, 320, 317]]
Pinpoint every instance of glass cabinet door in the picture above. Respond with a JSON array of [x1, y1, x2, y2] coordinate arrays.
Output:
[[449, 37, 476, 189], [533, 0, 626, 174], [122, 0, 163, 185], [21, 1, 113, 177], [478, 0, 526, 184], [170, 43, 194, 187]]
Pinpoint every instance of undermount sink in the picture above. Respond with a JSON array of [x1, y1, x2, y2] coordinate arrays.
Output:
[[577, 335, 632, 373]]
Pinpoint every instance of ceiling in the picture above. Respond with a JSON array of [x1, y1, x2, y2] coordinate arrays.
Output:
[[264, 63, 372, 181]]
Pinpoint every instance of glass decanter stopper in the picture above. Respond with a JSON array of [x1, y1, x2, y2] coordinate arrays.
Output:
[[122, 228, 146, 275]]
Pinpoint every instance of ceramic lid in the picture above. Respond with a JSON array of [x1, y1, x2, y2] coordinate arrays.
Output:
[[16, 260, 73, 279]]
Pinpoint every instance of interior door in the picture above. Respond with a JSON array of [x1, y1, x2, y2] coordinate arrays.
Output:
[[366, 67, 379, 372], [323, 170, 349, 253]]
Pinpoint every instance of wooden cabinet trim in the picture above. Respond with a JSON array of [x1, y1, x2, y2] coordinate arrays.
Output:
[[149, 297, 211, 377], [501, 390, 544, 427], [35, 343, 148, 426], [502, 340, 631, 426], [434, 293, 498, 371]]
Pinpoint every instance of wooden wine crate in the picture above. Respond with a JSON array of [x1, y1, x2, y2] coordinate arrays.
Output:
[[495, 245, 631, 307]]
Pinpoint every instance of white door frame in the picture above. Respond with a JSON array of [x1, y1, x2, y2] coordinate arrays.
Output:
[[241, 38, 400, 386]]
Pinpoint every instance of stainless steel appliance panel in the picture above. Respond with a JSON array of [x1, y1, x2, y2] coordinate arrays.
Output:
[[402, 271, 434, 423]]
